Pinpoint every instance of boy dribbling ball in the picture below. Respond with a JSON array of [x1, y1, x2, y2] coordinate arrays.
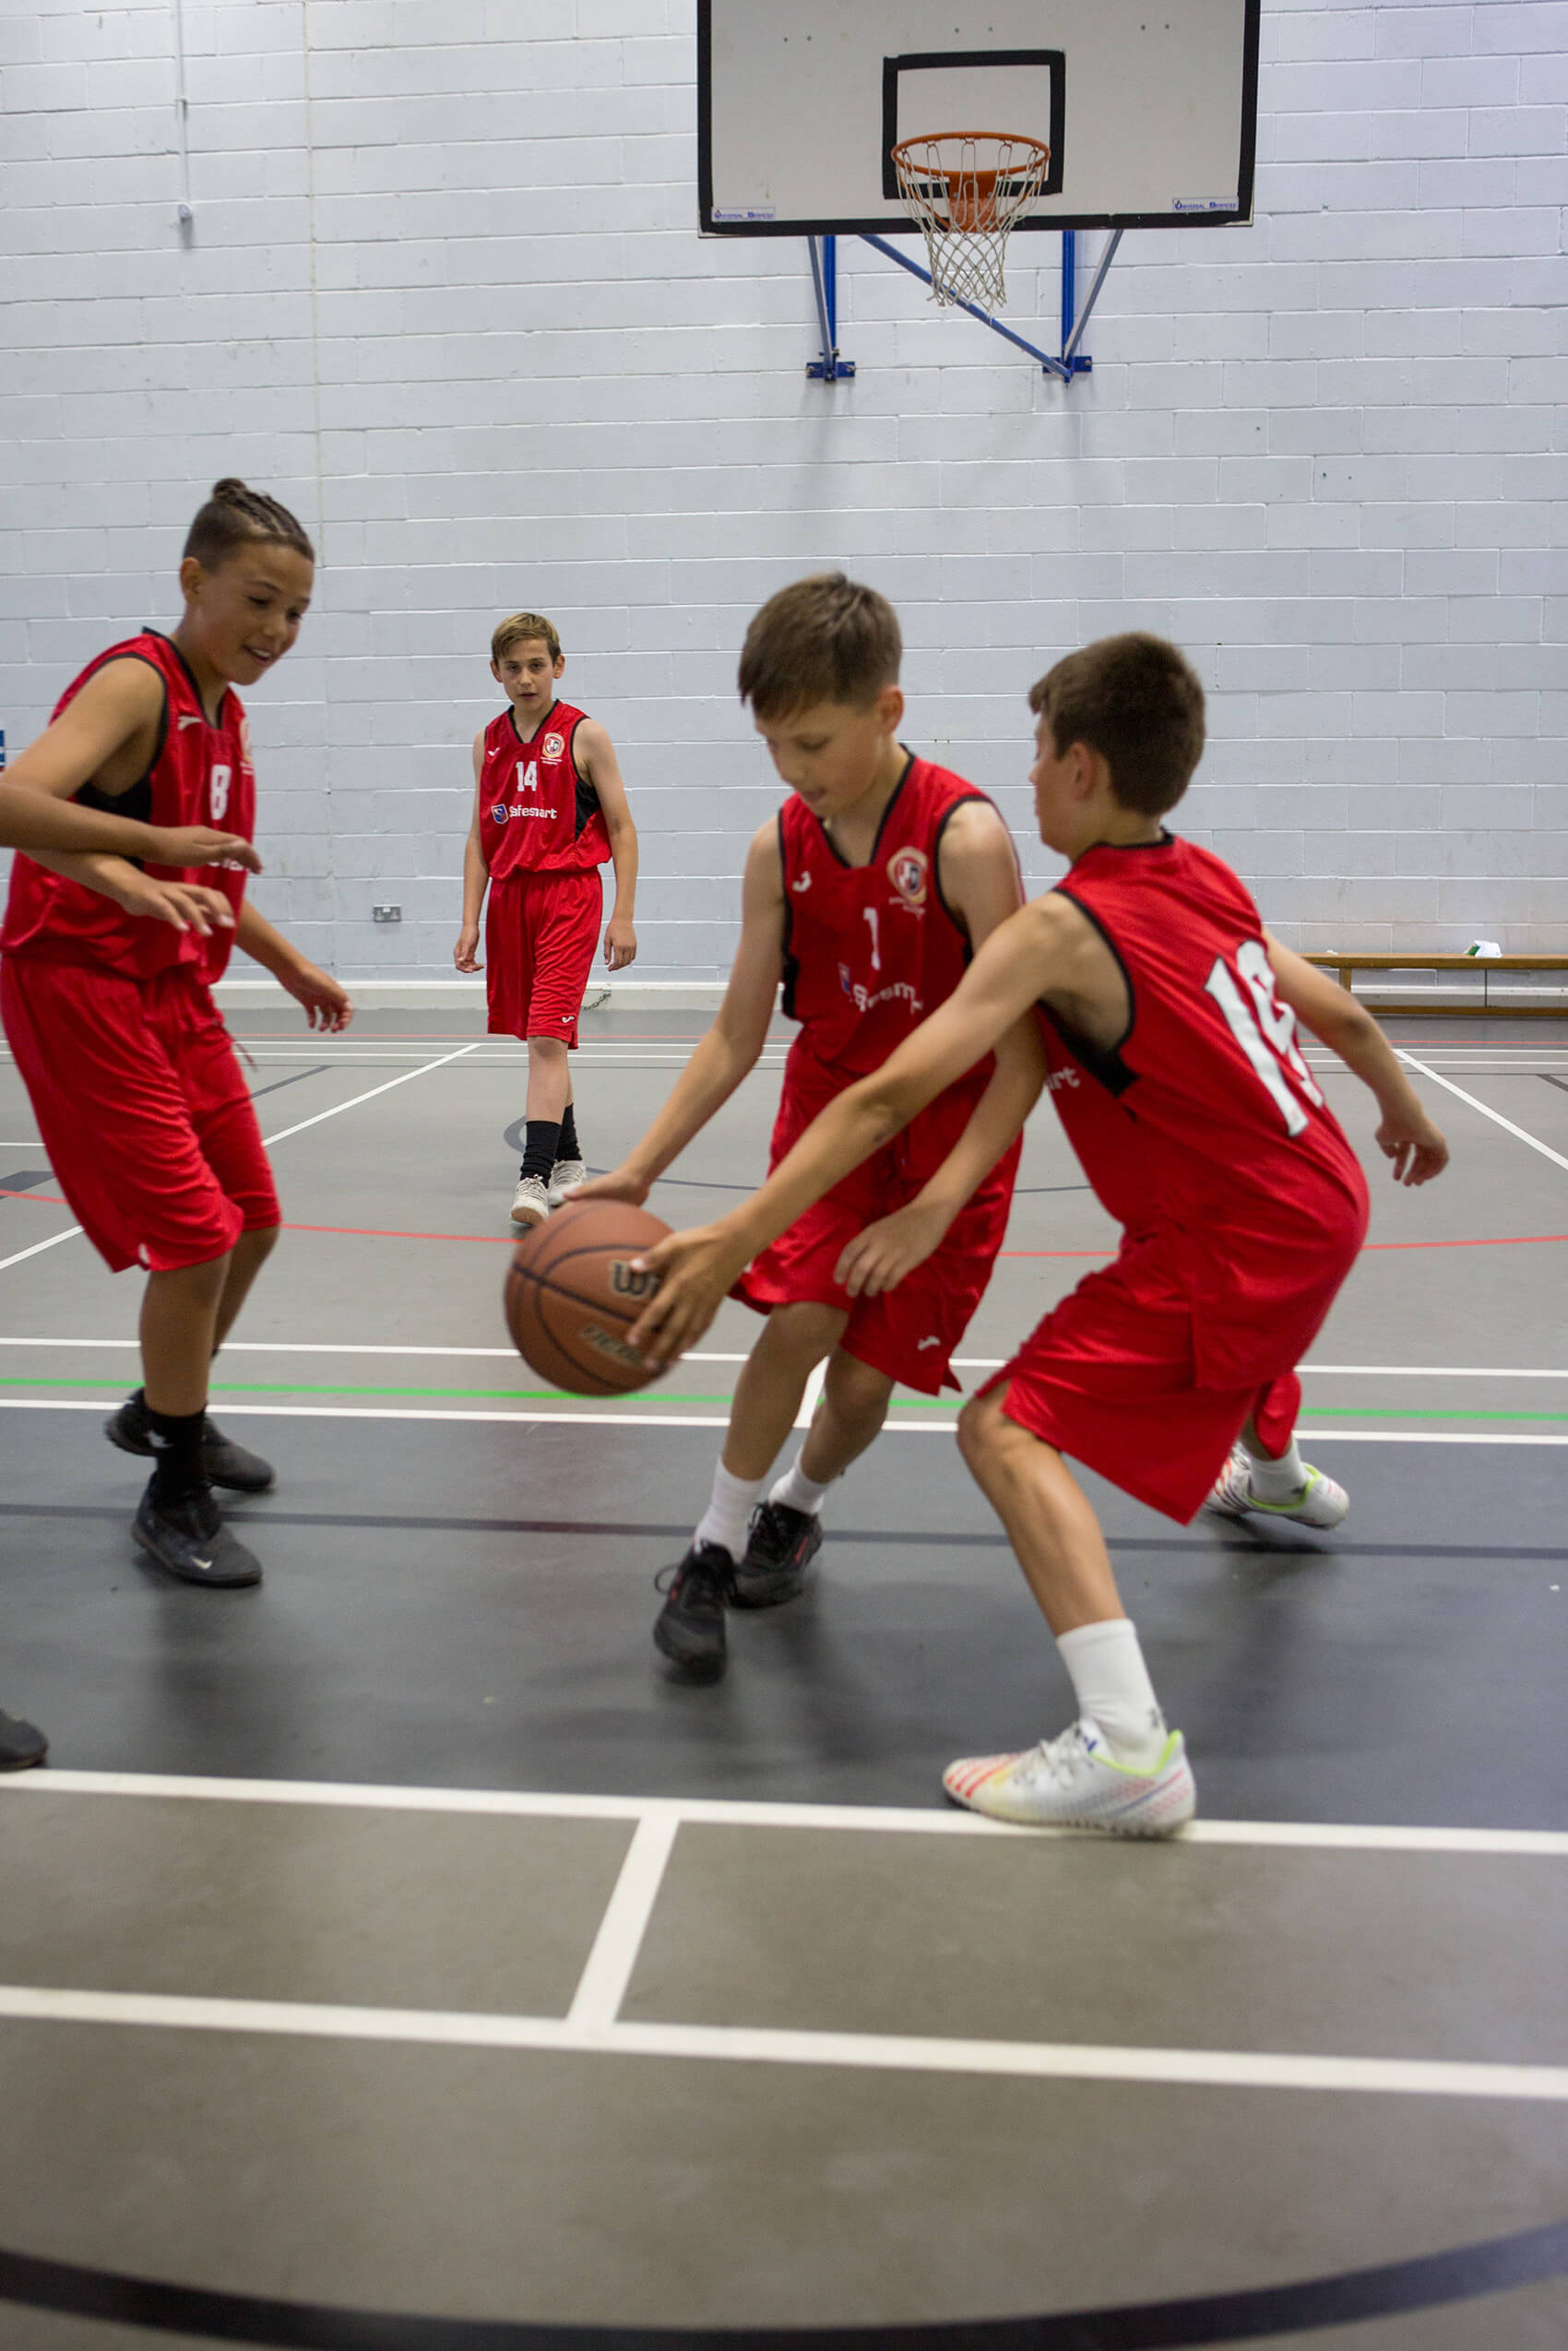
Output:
[[576, 574, 1041, 1679], [0, 479, 353, 1592], [454, 613, 638, 1227], [623, 634, 1450, 1826]]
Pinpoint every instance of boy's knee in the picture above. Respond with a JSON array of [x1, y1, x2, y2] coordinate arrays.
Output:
[[526, 1032, 568, 1061], [825, 1350, 893, 1427], [957, 1388, 1004, 1471]]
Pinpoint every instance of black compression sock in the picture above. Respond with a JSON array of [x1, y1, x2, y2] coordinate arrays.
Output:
[[557, 1101, 579, 1161], [521, 1120, 561, 1183], [147, 1406, 208, 1506]]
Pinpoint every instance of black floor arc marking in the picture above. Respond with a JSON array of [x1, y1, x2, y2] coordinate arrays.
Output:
[[0, 1501, 1559, 1565], [248, 1065, 330, 1103], [494, 1140, 1093, 1198], [0, 2218, 1564, 2347]]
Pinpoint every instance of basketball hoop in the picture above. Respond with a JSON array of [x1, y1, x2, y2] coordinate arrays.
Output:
[[891, 132, 1051, 312]]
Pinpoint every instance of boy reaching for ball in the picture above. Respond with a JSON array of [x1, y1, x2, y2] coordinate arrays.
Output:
[[576, 575, 1042, 1678], [454, 612, 639, 1228], [622, 635, 1449, 1829]]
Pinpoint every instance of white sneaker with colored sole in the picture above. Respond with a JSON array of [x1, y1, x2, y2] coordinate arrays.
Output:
[[943, 1718, 1195, 1835], [1206, 1443, 1348, 1528]]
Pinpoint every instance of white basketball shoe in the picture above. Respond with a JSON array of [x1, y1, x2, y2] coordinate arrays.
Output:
[[509, 1173, 551, 1228], [943, 1718, 1195, 1835], [547, 1158, 589, 1208], [1206, 1443, 1348, 1528]]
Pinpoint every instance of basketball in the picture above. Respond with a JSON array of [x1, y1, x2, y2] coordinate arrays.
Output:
[[505, 1198, 673, 1396]]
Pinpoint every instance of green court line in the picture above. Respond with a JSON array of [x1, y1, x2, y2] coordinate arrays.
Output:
[[3, 1375, 1567, 1422]]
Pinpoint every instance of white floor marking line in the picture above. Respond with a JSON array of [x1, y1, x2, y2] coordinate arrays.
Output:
[[10, 1770, 1568, 1856], [0, 1223, 85, 1274], [1, 1398, 1566, 1441], [1396, 1051, 1568, 1177], [3, 1339, 1564, 1381], [0, 1983, 1563, 2101], [256, 1041, 486, 1146], [794, 1359, 827, 1430], [564, 1813, 681, 2033]]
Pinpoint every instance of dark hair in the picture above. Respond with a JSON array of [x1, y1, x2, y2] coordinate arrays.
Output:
[[738, 573, 901, 719], [1029, 634, 1206, 817], [183, 479, 315, 570], [492, 611, 562, 664]]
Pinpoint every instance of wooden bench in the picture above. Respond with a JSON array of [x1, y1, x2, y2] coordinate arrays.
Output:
[[1302, 954, 1568, 1018]]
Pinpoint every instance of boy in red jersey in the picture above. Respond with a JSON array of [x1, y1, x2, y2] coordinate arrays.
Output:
[[623, 635, 1450, 1824], [454, 612, 638, 1227], [0, 479, 352, 1593], [576, 576, 1042, 1679], [0, 779, 264, 1770]]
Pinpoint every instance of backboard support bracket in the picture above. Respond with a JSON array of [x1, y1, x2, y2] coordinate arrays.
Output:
[[805, 228, 1123, 386]]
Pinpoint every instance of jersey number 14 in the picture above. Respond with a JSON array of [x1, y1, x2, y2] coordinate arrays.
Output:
[[1205, 940, 1324, 1137]]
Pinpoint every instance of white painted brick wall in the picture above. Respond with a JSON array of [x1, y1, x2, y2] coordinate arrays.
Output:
[[1, 0, 1564, 970]]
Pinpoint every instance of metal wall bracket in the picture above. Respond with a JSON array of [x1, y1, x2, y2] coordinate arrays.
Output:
[[805, 228, 1122, 384]]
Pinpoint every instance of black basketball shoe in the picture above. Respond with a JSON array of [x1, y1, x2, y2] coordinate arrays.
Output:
[[0, 1707, 48, 1771], [653, 1542, 736, 1677], [733, 1500, 823, 1609], [133, 1480, 263, 1588], [107, 1391, 276, 1493]]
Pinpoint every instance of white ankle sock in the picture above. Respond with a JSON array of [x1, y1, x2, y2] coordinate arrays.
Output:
[[694, 1462, 767, 1561], [769, 1455, 830, 1517], [1242, 1432, 1305, 1501], [1056, 1619, 1167, 1767]]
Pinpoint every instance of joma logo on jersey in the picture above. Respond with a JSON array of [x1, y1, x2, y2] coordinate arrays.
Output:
[[886, 848, 929, 907], [609, 1260, 659, 1300]]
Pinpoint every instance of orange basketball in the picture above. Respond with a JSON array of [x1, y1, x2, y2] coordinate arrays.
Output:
[[504, 1198, 672, 1396]]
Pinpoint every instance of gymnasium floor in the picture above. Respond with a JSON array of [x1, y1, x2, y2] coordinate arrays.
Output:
[[1, 1000, 1565, 2347]]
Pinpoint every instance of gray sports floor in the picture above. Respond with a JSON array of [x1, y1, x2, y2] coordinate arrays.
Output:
[[0, 1002, 1565, 2347]]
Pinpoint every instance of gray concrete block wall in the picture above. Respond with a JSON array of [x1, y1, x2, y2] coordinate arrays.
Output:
[[0, 0, 1563, 973]]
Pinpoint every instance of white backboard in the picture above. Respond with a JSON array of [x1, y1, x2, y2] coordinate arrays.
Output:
[[698, 0, 1259, 236]]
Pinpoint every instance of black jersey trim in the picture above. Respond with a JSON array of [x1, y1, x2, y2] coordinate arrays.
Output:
[[564, 713, 603, 841], [146, 629, 230, 732], [813, 751, 914, 872], [930, 791, 994, 956], [1040, 888, 1138, 1099], [70, 648, 170, 844], [506, 699, 562, 750], [777, 808, 801, 1021]]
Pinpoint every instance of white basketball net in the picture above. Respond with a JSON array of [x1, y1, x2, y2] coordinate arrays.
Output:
[[891, 132, 1051, 312]]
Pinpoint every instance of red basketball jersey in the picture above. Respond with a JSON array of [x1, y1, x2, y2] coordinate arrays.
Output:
[[1, 631, 254, 985], [778, 754, 1016, 1179], [478, 702, 611, 879], [1039, 835, 1370, 1387]]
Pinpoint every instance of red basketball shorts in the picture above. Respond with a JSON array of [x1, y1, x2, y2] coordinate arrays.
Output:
[[733, 1068, 1019, 1395], [0, 956, 279, 1275], [484, 868, 602, 1047], [979, 1236, 1311, 1524]]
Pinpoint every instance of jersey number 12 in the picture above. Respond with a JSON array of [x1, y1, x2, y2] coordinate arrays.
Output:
[[1205, 940, 1324, 1136]]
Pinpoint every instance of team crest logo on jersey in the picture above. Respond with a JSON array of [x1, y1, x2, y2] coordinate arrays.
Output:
[[491, 803, 510, 825], [541, 732, 565, 765], [886, 848, 929, 907], [837, 961, 854, 997]]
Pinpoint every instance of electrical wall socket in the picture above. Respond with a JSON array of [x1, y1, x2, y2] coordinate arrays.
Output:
[[372, 905, 402, 923]]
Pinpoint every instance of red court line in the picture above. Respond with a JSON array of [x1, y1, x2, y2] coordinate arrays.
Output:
[[4, 1187, 1565, 1257]]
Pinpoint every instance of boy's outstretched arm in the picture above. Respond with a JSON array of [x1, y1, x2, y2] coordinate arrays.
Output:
[[236, 900, 354, 1033], [576, 720, 638, 972], [1266, 936, 1448, 1185], [627, 892, 1080, 1361], [574, 822, 784, 1207], [836, 799, 1046, 1298]]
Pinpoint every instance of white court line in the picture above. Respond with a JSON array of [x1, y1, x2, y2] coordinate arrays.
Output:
[[0, 1984, 1563, 2103], [564, 1813, 681, 2033], [8, 1768, 1567, 1854], [0, 1041, 488, 1274], [0, 1397, 1565, 1440], [1397, 1051, 1568, 1177], [2, 1338, 1565, 1381], [795, 1359, 827, 1429]]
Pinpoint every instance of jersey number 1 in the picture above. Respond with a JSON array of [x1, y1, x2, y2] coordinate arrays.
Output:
[[1205, 940, 1324, 1137]]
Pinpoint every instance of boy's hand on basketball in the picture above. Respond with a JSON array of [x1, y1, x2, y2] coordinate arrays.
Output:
[[835, 1200, 952, 1298], [1376, 1107, 1449, 1186], [603, 915, 637, 972], [113, 872, 237, 936], [148, 826, 264, 874], [571, 1164, 653, 1209], [626, 1221, 749, 1365], [283, 961, 355, 1033], [453, 923, 482, 973]]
